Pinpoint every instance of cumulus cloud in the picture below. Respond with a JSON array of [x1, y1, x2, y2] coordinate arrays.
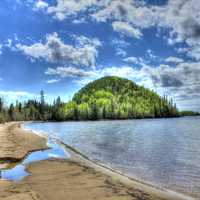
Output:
[[116, 48, 127, 57], [72, 35, 101, 47], [93, 0, 200, 60], [72, 18, 87, 24], [35, 0, 49, 10], [47, 0, 98, 21], [156, 0, 200, 60], [123, 56, 145, 66], [111, 38, 130, 48], [45, 66, 96, 78], [92, 0, 158, 27], [16, 33, 101, 67], [165, 56, 184, 64], [123, 56, 138, 63], [140, 62, 200, 105], [112, 21, 142, 39], [34, 0, 159, 38], [45, 0, 200, 45], [162, 0, 200, 43], [34, 0, 200, 59]]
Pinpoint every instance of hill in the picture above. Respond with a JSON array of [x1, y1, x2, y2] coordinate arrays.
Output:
[[62, 76, 179, 120]]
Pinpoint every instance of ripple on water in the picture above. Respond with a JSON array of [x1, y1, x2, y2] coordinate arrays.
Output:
[[24, 117, 200, 198]]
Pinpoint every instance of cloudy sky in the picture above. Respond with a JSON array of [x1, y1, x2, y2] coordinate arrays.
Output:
[[0, 0, 200, 111]]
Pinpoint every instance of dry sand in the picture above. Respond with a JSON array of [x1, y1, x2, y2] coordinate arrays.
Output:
[[0, 122, 195, 200]]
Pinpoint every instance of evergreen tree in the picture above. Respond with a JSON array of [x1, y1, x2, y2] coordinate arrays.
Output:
[[8, 104, 15, 121]]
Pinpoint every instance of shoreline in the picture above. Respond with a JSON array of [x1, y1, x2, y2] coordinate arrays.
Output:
[[0, 122, 196, 200], [57, 138, 196, 200], [0, 122, 48, 165]]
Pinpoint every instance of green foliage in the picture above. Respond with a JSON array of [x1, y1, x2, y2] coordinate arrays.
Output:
[[0, 92, 64, 122], [180, 110, 200, 116], [0, 76, 182, 123], [63, 76, 180, 120]]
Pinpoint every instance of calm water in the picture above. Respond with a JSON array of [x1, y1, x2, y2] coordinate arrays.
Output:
[[1, 136, 70, 181], [25, 117, 200, 198]]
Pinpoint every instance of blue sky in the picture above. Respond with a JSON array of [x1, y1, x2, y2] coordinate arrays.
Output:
[[0, 0, 200, 111]]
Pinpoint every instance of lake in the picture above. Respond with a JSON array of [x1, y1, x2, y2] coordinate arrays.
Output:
[[25, 117, 200, 198]]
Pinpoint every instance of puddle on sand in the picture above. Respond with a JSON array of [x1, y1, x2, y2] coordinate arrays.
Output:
[[0, 138, 70, 181]]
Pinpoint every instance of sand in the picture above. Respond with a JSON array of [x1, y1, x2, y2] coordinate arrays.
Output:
[[0, 122, 48, 163], [0, 122, 195, 200]]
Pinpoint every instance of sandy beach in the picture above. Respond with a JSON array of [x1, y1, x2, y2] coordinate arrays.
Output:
[[0, 122, 195, 200]]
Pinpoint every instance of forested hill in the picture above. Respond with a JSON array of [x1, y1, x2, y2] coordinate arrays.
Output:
[[63, 76, 179, 120], [0, 76, 180, 123]]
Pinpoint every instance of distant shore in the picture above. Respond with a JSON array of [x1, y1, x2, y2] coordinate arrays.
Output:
[[0, 122, 195, 200]]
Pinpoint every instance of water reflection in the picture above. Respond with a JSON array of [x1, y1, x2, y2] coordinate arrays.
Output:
[[1, 138, 70, 181]]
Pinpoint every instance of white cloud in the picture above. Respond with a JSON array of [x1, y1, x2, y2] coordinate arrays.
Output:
[[157, 0, 200, 60], [94, 0, 200, 60], [35, 0, 49, 10], [123, 56, 138, 63], [72, 18, 87, 24], [100, 66, 137, 78], [47, 0, 98, 21], [161, 0, 200, 44], [165, 56, 184, 64], [16, 32, 101, 67], [45, 66, 96, 78], [46, 79, 60, 84], [116, 48, 127, 57], [146, 49, 158, 60], [112, 21, 142, 39], [123, 56, 145, 65], [34, 0, 200, 58], [72, 35, 101, 47], [92, 0, 158, 28], [157, 62, 198, 99], [139, 62, 200, 106], [35, 0, 160, 39], [111, 38, 130, 48]]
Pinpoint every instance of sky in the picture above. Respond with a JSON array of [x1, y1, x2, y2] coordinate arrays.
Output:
[[0, 0, 200, 111]]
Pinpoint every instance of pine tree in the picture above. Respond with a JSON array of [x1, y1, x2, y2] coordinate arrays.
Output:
[[9, 104, 15, 121]]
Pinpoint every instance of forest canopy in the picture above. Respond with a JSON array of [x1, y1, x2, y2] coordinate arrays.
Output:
[[64, 76, 179, 120]]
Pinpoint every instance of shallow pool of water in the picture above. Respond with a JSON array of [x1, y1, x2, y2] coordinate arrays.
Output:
[[1, 137, 70, 181]]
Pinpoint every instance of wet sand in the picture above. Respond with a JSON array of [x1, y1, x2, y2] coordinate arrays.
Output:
[[0, 122, 195, 200], [0, 122, 48, 165]]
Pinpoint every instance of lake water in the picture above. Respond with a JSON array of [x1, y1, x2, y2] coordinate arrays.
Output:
[[25, 117, 200, 198]]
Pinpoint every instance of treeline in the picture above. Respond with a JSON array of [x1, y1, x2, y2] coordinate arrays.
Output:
[[180, 110, 200, 116], [0, 91, 65, 123], [0, 76, 182, 123]]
